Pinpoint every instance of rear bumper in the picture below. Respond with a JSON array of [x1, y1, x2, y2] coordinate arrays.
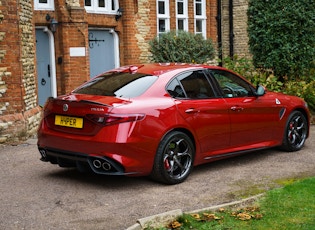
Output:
[[38, 147, 140, 176]]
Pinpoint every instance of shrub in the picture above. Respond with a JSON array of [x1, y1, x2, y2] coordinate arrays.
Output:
[[149, 30, 215, 64], [247, 0, 315, 80], [224, 57, 315, 112]]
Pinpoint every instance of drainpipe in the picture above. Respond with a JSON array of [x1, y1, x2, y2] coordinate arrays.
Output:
[[217, 0, 222, 66], [229, 0, 234, 58]]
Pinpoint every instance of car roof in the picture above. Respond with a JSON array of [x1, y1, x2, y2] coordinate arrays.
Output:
[[108, 63, 226, 76]]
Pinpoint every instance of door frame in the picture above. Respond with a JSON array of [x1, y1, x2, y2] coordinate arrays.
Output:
[[35, 26, 57, 100]]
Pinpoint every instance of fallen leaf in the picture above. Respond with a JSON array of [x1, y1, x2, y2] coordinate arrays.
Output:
[[237, 212, 252, 221], [203, 213, 221, 220], [191, 213, 200, 220], [167, 220, 182, 229]]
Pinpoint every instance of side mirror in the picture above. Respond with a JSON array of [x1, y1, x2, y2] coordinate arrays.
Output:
[[255, 85, 265, 96]]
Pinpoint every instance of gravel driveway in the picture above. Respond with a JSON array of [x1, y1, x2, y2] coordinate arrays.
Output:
[[0, 126, 314, 230]]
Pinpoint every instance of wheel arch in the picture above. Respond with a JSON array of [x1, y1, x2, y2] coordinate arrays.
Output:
[[294, 107, 311, 138], [165, 127, 196, 150]]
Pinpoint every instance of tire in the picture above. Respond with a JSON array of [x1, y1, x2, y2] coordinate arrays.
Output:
[[151, 131, 195, 185], [281, 111, 308, 152]]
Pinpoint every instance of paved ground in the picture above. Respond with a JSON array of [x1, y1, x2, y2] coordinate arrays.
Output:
[[0, 126, 314, 230]]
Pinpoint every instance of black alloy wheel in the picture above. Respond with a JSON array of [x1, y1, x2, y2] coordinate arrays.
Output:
[[281, 111, 308, 152], [151, 131, 195, 184]]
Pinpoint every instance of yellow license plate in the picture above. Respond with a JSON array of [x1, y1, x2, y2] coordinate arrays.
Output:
[[55, 115, 83, 128]]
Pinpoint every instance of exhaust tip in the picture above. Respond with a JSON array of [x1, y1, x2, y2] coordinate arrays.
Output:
[[92, 159, 102, 169], [39, 149, 48, 162], [102, 162, 112, 171]]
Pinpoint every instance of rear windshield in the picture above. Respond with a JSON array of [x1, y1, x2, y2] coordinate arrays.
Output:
[[73, 72, 158, 98]]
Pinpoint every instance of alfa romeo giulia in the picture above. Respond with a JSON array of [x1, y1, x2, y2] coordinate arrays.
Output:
[[37, 63, 310, 184]]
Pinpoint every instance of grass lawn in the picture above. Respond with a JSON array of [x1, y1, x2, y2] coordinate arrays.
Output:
[[152, 177, 315, 230]]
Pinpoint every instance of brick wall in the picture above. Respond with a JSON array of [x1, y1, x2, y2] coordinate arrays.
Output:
[[0, 0, 41, 143], [222, 0, 250, 59], [121, 0, 218, 64]]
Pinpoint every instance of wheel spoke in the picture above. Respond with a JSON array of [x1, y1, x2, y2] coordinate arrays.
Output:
[[164, 137, 193, 179], [287, 114, 307, 149]]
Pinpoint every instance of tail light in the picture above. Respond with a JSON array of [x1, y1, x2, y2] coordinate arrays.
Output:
[[86, 113, 145, 126]]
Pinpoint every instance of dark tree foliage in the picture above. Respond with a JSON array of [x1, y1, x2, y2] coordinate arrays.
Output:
[[247, 0, 315, 79]]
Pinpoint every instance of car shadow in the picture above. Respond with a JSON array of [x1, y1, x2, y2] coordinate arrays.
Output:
[[192, 147, 278, 175], [42, 147, 290, 188], [43, 167, 157, 188]]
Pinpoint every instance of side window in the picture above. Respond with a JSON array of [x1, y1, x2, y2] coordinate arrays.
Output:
[[167, 71, 215, 99], [211, 70, 254, 98]]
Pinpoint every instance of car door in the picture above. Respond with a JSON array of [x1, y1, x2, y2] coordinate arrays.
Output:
[[210, 69, 278, 149], [167, 70, 231, 161]]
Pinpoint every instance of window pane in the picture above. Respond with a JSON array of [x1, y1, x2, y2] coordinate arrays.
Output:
[[179, 71, 215, 99], [39, 0, 48, 3], [158, 1, 165, 14], [178, 19, 184, 30], [74, 73, 158, 98], [159, 19, 166, 32], [99, 0, 105, 7], [196, 20, 202, 32], [177, 2, 183, 15], [196, 3, 202, 15], [167, 79, 186, 98], [211, 70, 252, 97], [112, 0, 115, 10], [85, 0, 91, 6]]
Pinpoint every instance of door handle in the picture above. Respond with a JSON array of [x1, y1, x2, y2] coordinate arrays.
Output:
[[185, 108, 200, 114], [47, 64, 50, 77], [230, 106, 244, 112]]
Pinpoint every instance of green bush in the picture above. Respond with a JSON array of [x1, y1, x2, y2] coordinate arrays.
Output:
[[224, 57, 315, 112], [149, 30, 215, 64], [247, 0, 315, 80]]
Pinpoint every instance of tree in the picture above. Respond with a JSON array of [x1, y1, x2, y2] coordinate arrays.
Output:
[[247, 0, 315, 80]]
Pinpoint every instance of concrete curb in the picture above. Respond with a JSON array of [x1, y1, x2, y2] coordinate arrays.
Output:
[[126, 194, 264, 230]]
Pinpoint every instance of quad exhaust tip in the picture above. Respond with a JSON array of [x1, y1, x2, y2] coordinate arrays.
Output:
[[92, 159, 112, 171]]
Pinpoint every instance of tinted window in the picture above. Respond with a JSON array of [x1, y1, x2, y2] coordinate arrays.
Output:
[[210, 70, 254, 98], [73, 73, 158, 98], [167, 70, 215, 99]]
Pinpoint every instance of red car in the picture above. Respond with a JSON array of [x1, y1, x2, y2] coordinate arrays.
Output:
[[37, 63, 310, 184]]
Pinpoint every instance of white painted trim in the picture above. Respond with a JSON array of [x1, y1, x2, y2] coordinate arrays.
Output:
[[34, 0, 55, 10], [36, 26, 57, 99], [109, 29, 120, 68]]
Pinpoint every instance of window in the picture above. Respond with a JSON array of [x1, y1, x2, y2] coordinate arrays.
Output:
[[34, 0, 54, 10], [167, 71, 215, 99], [74, 73, 158, 98], [157, 0, 170, 36], [176, 0, 188, 31], [85, 0, 119, 14], [210, 70, 254, 98], [194, 0, 206, 38]]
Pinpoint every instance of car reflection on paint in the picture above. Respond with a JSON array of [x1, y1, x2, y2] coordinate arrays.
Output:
[[37, 63, 310, 184]]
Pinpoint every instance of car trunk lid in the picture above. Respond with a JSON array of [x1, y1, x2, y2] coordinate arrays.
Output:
[[43, 94, 132, 135]]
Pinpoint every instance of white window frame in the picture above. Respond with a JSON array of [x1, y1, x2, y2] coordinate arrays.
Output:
[[84, 0, 119, 14], [176, 0, 188, 32], [34, 0, 55, 11], [157, 0, 170, 36], [194, 0, 207, 38]]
